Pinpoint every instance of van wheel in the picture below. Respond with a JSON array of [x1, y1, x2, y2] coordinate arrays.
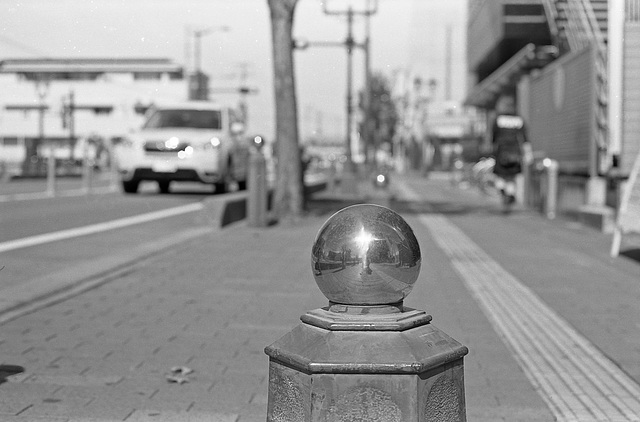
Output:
[[158, 180, 171, 194], [122, 179, 140, 194]]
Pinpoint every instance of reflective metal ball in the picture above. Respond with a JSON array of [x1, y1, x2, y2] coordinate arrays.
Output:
[[311, 204, 421, 305]]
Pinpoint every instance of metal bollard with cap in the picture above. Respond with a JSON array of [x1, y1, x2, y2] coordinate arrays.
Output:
[[265, 204, 469, 421]]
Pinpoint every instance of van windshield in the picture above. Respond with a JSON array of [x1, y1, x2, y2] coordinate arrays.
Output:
[[144, 109, 222, 130]]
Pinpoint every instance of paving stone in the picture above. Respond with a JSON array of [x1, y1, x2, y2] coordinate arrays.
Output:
[[0, 173, 637, 421], [0, 416, 70, 422], [16, 394, 92, 418], [0, 398, 32, 416]]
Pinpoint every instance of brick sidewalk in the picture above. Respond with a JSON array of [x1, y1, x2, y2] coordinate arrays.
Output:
[[0, 215, 333, 421], [0, 172, 638, 421]]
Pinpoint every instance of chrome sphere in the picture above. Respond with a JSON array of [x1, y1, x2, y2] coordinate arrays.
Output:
[[311, 204, 421, 305]]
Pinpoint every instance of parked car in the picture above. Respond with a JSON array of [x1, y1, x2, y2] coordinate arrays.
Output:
[[114, 101, 249, 194]]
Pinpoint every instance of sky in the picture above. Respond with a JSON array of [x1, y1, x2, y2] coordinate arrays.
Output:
[[1, 0, 468, 139]]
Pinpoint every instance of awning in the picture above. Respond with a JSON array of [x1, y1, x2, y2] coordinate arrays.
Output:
[[464, 44, 558, 109]]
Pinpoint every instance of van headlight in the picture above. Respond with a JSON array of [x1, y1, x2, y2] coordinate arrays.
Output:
[[178, 146, 194, 159]]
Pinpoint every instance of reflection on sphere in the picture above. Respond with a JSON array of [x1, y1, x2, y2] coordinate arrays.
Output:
[[311, 204, 421, 305]]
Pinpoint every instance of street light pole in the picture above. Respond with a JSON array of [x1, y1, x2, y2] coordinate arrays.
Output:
[[193, 25, 229, 73], [190, 25, 230, 100], [194, 30, 204, 75]]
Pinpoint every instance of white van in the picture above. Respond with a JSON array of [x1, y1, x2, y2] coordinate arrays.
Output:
[[114, 102, 249, 194]]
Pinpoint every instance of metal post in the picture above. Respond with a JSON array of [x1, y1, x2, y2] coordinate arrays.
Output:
[[265, 204, 468, 421], [108, 137, 119, 192], [82, 139, 91, 194], [248, 150, 268, 227], [46, 143, 56, 197], [69, 91, 76, 160], [545, 158, 558, 219], [523, 159, 532, 207]]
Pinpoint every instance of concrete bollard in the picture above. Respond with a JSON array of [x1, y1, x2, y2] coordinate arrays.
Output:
[[248, 150, 268, 227], [265, 204, 468, 421]]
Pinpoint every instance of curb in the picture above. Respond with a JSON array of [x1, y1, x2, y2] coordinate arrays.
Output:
[[0, 188, 253, 324], [199, 191, 250, 228], [202, 180, 330, 228]]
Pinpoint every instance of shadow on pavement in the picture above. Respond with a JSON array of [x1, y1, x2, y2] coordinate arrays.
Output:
[[620, 248, 640, 264], [0, 365, 24, 384]]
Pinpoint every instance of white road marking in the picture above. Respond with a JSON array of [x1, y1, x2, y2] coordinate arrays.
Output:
[[0, 202, 204, 254], [418, 214, 640, 422]]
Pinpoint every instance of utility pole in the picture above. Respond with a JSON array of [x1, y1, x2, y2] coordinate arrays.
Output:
[[363, 4, 373, 165], [293, 0, 377, 190], [322, 0, 378, 171]]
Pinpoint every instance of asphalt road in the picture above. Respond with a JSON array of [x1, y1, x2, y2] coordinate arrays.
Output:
[[0, 177, 225, 293]]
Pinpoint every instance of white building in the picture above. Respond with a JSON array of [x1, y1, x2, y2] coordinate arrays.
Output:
[[0, 58, 187, 139], [0, 58, 189, 175]]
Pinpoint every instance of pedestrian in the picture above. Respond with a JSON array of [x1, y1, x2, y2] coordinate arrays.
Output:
[[490, 95, 532, 211]]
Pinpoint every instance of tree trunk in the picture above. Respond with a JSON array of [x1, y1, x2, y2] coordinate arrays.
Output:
[[267, 0, 303, 222]]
